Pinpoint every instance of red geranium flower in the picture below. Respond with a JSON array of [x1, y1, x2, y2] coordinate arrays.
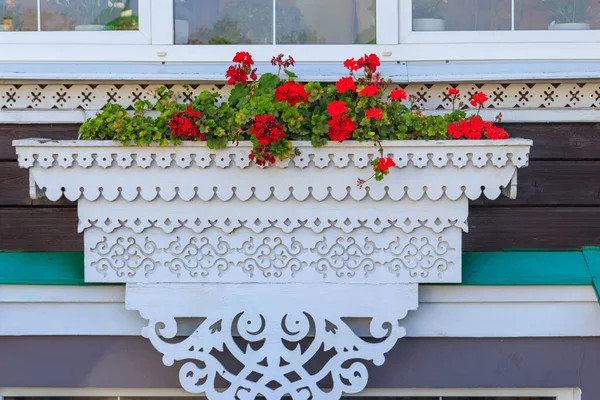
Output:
[[328, 115, 356, 142], [470, 92, 489, 107], [390, 89, 407, 101], [275, 81, 309, 106], [448, 87, 460, 97], [358, 54, 380, 72], [376, 157, 396, 172], [232, 51, 254, 68], [365, 107, 383, 120], [359, 85, 380, 97], [169, 107, 203, 139], [343, 58, 361, 71], [250, 114, 285, 146], [327, 101, 349, 118], [336, 77, 357, 93]]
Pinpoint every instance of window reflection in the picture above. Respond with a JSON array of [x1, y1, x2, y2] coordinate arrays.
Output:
[[516, 0, 600, 30], [41, 0, 140, 31], [174, 0, 376, 45], [0, 0, 37, 31], [412, 0, 511, 31]]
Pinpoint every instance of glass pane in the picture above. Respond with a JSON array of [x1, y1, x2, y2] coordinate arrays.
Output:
[[0, 0, 38, 31], [412, 0, 511, 31], [174, 0, 273, 44], [40, 0, 140, 31], [516, 0, 600, 30], [275, 0, 376, 44]]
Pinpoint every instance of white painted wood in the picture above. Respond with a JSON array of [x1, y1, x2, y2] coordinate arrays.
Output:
[[11, 138, 532, 398], [150, 0, 173, 45], [2, 285, 599, 338], [376, 0, 399, 45], [0, 386, 580, 398], [127, 283, 418, 398]]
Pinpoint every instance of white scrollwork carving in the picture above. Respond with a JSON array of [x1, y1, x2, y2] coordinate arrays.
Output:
[[84, 228, 459, 283], [90, 236, 158, 278], [127, 283, 418, 400]]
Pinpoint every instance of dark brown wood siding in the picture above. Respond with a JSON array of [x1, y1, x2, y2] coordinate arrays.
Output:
[[1, 123, 599, 252]]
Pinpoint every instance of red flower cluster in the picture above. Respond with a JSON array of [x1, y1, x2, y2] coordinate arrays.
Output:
[[250, 114, 285, 146], [271, 53, 295, 69], [328, 116, 356, 142], [448, 116, 509, 140], [360, 85, 380, 97], [390, 89, 407, 101], [226, 52, 258, 85], [275, 81, 309, 105], [448, 87, 460, 97], [376, 157, 396, 172], [343, 54, 381, 72], [169, 106, 204, 139], [366, 107, 383, 120], [326, 101, 355, 142], [470, 91, 489, 107], [327, 101, 349, 117], [249, 114, 286, 166], [336, 76, 356, 93]]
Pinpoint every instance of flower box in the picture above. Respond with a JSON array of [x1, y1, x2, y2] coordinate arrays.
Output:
[[14, 137, 531, 399]]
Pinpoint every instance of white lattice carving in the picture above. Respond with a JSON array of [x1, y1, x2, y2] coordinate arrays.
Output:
[[126, 283, 418, 400], [78, 198, 469, 234], [15, 140, 531, 202], [1, 82, 599, 111], [85, 227, 460, 283]]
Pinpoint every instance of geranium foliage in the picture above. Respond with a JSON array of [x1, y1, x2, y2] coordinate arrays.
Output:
[[79, 52, 509, 184]]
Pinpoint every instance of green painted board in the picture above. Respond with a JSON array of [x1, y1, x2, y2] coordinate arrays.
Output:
[[0, 249, 598, 287], [0, 252, 86, 285], [462, 251, 592, 286], [583, 247, 600, 301]]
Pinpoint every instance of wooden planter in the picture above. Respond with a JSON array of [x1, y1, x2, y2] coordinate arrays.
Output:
[[13, 138, 532, 399]]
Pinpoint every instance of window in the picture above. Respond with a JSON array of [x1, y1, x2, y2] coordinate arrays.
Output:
[[0, 0, 150, 44], [0, 0, 598, 63]]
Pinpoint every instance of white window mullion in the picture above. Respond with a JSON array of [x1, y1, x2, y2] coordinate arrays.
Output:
[[398, 0, 413, 43], [150, 0, 173, 45], [272, 0, 277, 45], [36, 0, 41, 31], [376, 0, 399, 45], [511, 0, 516, 31]]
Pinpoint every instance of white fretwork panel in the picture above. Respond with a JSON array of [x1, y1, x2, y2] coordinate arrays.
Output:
[[1, 82, 599, 111], [84, 226, 461, 283], [126, 283, 419, 400], [18, 140, 530, 202], [78, 197, 469, 235]]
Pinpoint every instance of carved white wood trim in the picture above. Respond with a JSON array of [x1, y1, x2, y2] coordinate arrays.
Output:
[[126, 283, 418, 399], [1, 82, 599, 111], [13, 138, 532, 399]]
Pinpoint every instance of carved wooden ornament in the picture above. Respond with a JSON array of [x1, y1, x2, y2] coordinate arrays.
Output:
[[13, 139, 532, 399]]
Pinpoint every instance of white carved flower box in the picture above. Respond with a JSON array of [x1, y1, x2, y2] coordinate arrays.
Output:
[[13, 138, 532, 399]]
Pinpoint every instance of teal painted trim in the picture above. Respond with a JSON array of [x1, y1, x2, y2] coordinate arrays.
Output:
[[0, 252, 87, 286], [1, 250, 598, 287], [462, 251, 592, 286], [583, 247, 600, 302]]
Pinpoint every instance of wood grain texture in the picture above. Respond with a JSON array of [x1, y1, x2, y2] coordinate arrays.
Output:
[[0, 123, 599, 160], [0, 124, 80, 160], [1, 207, 598, 252], [2, 160, 598, 206], [502, 123, 600, 160]]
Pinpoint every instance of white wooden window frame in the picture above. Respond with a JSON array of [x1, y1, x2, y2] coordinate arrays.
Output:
[[0, 0, 152, 44], [398, 0, 600, 44], [0, 0, 600, 62], [0, 387, 583, 399]]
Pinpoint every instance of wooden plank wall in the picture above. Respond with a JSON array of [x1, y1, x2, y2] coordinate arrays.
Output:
[[0, 123, 599, 252]]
